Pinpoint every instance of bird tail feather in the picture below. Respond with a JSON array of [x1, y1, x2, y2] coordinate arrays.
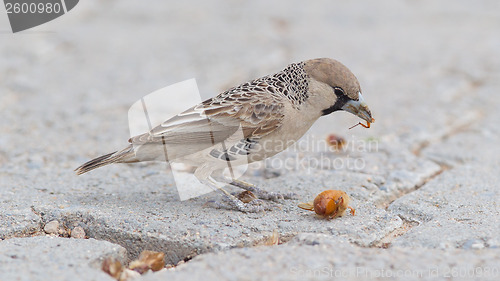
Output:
[[75, 145, 136, 175]]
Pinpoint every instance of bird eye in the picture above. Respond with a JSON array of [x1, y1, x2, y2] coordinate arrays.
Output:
[[333, 87, 345, 96]]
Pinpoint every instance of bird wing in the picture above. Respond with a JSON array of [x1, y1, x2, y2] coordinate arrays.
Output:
[[128, 84, 285, 146]]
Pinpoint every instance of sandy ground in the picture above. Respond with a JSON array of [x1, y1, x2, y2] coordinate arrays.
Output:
[[1, 0, 500, 280]]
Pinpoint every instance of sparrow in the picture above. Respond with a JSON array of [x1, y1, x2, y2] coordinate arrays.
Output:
[[75, 58, 374, 212]]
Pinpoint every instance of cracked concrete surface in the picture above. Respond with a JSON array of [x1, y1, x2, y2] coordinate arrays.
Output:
[[1, 0, 500, 280], [0, 236, 126, 281], [142, 233, 500, 281]]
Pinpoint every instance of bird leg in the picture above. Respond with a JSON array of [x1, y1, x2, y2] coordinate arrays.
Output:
[[201, 177, 269, 213], [348, 206, 356, 216], [229, 179, 296, 201]]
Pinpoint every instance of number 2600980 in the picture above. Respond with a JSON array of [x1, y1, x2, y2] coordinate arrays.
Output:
[[5, 2, 62, 14]]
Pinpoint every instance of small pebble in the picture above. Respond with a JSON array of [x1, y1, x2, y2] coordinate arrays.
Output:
[[471, 242, 485, 250], [463, 239, 485, 250], [43, 220, 59, 235], [71, 226, 86, 239]]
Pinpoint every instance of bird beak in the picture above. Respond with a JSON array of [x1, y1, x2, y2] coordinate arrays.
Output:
[[341, 92, 374, 123]]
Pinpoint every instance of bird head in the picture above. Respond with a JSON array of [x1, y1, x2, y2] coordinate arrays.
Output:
[[304, 58, 374, 124]]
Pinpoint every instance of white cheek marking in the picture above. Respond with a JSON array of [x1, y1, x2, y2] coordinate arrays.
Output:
[[357, 92, 364, 102]]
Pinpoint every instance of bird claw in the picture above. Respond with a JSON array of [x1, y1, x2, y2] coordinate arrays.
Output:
[[229, 179, 297, 202], [247, 198, 279, 211], [229, 199, 267, 213], [206, 194, 276, 213], [256, 190, 297, 202]]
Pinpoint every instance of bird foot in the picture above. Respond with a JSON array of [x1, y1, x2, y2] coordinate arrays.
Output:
[[229, 179, 297, 201], [200, 178, 281, 213], [205, 194, 276, 213]]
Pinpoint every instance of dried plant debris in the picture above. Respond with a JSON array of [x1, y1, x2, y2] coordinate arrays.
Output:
[[264, 229, 280, 246], [326, 134, 346, 151], [102, 257, 123, 280], [129, 251, 165, 273], [102, 251, 165, 280], [254, 229, 281, 246], [349, 117, 375, 129]]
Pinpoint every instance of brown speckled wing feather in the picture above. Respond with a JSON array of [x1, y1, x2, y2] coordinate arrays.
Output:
[[128, 88, 285, 146]]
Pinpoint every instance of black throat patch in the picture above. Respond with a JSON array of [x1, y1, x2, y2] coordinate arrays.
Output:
[[322, 91, 351, 116]]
